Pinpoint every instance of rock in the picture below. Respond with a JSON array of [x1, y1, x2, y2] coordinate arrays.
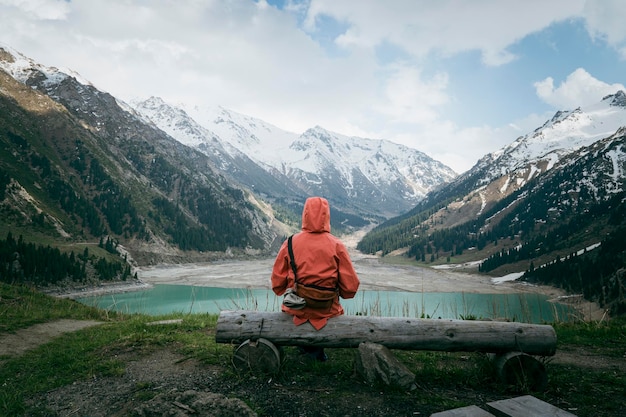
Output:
[[354, 342, 416, 391]]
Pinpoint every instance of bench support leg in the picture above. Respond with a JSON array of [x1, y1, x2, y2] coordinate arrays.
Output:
[[232, 338, 281, 375], [490, 351, 548, 392]]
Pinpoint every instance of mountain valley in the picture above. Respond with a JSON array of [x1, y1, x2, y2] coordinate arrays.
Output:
[[1, 45, 625, 315]]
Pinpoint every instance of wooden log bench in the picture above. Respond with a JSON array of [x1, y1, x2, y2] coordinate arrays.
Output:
[[215, 310, 557, 390]]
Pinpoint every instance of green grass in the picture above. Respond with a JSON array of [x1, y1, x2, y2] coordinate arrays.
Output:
[[1, 282, 624, 416], [0, 283, 107, 332], [545, 321, 626, 416], [0, 284, 231, 415]]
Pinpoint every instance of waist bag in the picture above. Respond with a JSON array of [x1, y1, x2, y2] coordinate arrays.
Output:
[[288, 235, 338, 310]]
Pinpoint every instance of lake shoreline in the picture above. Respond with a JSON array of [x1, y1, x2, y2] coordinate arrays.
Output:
[[44, 279, 152, 299], [46, 256, 607, 322]]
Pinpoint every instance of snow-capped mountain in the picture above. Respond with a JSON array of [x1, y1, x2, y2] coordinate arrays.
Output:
[[474, 90, 626, 190], [1, 43, 457, 231], [0, 44, 91, 88], [414, 90, 626, 228], [360, 90, 626, 257], [133, 97, 457, 218]]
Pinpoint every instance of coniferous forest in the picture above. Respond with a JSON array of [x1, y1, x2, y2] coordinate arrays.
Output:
[[1, 118, 255, 253], [521, 225, 626, 316], [0, 232, 132, 286]]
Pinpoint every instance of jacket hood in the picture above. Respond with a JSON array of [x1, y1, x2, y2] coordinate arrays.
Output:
[[301, 196, 331, 233]]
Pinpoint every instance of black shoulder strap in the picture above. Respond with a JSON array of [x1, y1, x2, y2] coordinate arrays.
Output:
[[287, 235, 298, 279]]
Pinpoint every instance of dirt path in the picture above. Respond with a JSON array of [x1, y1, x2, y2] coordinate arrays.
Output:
[[0, 319, 103, 357]]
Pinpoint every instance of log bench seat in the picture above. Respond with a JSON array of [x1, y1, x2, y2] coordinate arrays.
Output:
[[215, 310, 557, 390]]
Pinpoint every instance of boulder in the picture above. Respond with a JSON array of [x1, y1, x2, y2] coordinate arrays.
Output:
[[354, 342, 416, 390]]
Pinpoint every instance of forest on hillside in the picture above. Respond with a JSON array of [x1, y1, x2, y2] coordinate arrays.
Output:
[[357, 185, 626, 317], [1, 124, 255, 252], [0, 232, 132, 286], [521, 225, 626, 316]]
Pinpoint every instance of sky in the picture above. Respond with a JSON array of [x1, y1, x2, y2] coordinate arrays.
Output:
[[1, 0, 625, 173]]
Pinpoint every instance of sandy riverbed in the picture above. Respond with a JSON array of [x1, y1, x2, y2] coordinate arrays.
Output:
[[132, 230, 562, 298], [135, 256, 519, 293]]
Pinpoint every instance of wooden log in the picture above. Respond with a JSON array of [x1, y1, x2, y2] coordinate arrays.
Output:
[[215, 310, 557, 356]]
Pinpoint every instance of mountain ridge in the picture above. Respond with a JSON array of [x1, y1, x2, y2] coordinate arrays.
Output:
[[357, 91, 626, 315], [0, 44, 457, 264], [475, 90, 626, 185], [132, 97, 457, 219], [362, 89, 626, 243]]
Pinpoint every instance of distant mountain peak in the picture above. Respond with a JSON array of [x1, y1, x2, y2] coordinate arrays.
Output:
[[0, 45, 91, 88], [475, 90, 626, 184], [132, 97, 456, 218], [603, 89, 626, 107]]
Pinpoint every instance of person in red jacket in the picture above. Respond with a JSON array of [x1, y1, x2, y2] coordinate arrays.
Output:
[[271, 196, 360, 360]]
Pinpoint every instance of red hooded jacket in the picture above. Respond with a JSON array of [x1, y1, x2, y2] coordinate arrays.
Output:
[[271, 197, 360, 330]]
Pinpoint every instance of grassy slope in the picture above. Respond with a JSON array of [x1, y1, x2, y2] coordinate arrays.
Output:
[[0, 283, 624, 416]]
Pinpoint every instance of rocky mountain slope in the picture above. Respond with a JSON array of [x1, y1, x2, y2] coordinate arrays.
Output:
[[360, 90, 626, 253], [0, 46, 279, 263]]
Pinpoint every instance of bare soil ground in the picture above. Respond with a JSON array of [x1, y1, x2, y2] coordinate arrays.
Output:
[[3, 318, 624, 417]]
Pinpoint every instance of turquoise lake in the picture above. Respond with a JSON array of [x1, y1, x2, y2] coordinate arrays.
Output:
[[77, 284, 574, 323]]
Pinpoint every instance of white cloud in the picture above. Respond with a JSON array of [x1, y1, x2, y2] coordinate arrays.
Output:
[[303, 0, 584, 64], [1, 0, 625, 175], [374, 64, 449, 125], [583, 0, 626, 48], [582, 0, 626, 60], [534, 68, 625, 108], [0, 0, 70, 20], [481, 48, 518, 67]]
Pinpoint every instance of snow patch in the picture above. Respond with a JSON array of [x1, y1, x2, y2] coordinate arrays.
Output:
[[491, 272, 524, 284]]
